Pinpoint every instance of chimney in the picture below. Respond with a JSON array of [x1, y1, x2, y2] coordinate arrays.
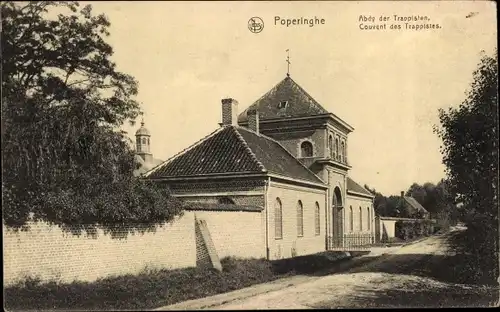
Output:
[[221, 98, 238, 126], [247, 109, 259, 134], [401, 191, 405, 198]]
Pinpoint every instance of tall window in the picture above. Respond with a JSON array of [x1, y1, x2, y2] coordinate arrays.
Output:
[[335, 138, 339, 160], [328, 135, 333, 158], [367, 207, 371, 230], [297, 200, 304, 237], [341, 141, 346, 163], [315, 202, 321, 236], [339, 142, 344, 163], [275, 198, 283, 239], [359, 207, 363, 231], [300, 141, 313, 157], [349, 206, 353, 232]]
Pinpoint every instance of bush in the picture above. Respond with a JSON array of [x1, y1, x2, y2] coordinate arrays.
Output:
[[395, 220, 435, 240], [4, 257, 282, 311]]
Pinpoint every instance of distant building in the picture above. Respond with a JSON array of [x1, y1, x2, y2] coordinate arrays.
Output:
[[399, 191, 430, 219], [133, 120, 163, 176]]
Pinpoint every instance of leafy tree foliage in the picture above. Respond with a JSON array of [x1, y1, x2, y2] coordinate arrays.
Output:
[[435, 50, 498, 237], [364, 185, 403, 217], [435, 50, 498, 280], [1, 2, 183, 235], [366, 181, 457, 222], [405, 180, 458, 229]]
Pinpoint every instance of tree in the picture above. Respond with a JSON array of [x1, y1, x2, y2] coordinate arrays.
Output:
[[1, 2, 183, 235], [435, 50, 498, 235]]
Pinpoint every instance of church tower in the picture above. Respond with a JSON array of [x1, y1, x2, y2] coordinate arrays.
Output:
[[135, 119, 153, 163]]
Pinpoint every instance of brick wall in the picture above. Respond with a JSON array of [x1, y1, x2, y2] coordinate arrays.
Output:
[[3, 214, 196, 286], [194, 210, 266, 259], [168, 179, 265, 194], [273, 129, 327, 159], [180, 195, 264, 207], [267, 181, 327, 260], [3, 207, 266, 286]]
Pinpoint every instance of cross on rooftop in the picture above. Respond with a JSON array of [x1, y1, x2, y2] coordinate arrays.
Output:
[[286, 49, 291, 77]]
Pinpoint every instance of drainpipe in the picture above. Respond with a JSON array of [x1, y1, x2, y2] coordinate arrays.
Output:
[[265, 177, 270, 260]]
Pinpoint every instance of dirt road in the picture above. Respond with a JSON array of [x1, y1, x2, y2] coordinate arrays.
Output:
[[208, 229, 498, 309]]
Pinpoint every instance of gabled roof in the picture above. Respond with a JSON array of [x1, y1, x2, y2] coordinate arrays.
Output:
[[145, 126, 324, 185], [404, 196, 430, 214], [346, 177, 374, 197], [238, 76, 330, 123]]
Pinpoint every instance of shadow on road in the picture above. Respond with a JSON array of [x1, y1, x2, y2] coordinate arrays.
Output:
[[313, 230, 499, 308]]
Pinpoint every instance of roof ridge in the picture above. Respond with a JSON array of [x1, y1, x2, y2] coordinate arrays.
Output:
[[347, 176, 372, 194], [143, 127, 226, 177], [230, 126, 267, 172], [236, 126, 325, 184]]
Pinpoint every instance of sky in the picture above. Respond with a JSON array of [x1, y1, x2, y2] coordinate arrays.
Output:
[[83, 1, 497, 195]]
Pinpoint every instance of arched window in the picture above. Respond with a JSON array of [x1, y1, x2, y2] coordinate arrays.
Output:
[[349, 206, 354, 232], [275, 198, 283, 239], [328, 135, 333, 158], [147, 138, 150, 145], [136, 142, 141, 152], [335, 138, 339, 160], [218, 197, 235, 205], [300, 141, 313, 157], [315, 202, 321, 236], [142, 137, 147, 145], [367, 207, 371, 230], [359, 207, 363, 231], [297, 200, 304, 237], [333, 187, 343, 207], [341, 141, 346, 163]]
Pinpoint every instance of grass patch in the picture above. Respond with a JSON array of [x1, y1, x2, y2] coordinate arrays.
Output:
[[4, 252, 357, 311], [4, 257, 289, 311]]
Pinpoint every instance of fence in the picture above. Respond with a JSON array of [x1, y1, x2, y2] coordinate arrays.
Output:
[[327, 233, 374, 251]]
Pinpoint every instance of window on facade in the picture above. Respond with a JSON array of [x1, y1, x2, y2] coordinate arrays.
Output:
[[328, 135, 333, 158], [367, 207, 371, 230], [142, 137, 147, 145], [275, 198, 283, 239], [335, 138, 339, 160], [315, 202, 321, 236], [300, 141, 313, 157], [147, 138, 150, 145], [359, 207, 363, 231], [297, 200, 304, 237], [349, 206, 353, 232], [341, 141, 346, 163], [136, 142, 141, 152], [278, 101, 289, 109], [218, 197, 235, 205]]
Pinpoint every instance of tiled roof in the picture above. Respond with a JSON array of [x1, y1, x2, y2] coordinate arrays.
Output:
[[346, 177, 373, 197], [404, 196, 429, 214], [145, 126, 324, 185], [238, 76, 329, 123], [236, 127, 324, 184]]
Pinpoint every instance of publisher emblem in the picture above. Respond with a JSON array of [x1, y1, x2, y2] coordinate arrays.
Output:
[[248, 17, 264, 33]]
